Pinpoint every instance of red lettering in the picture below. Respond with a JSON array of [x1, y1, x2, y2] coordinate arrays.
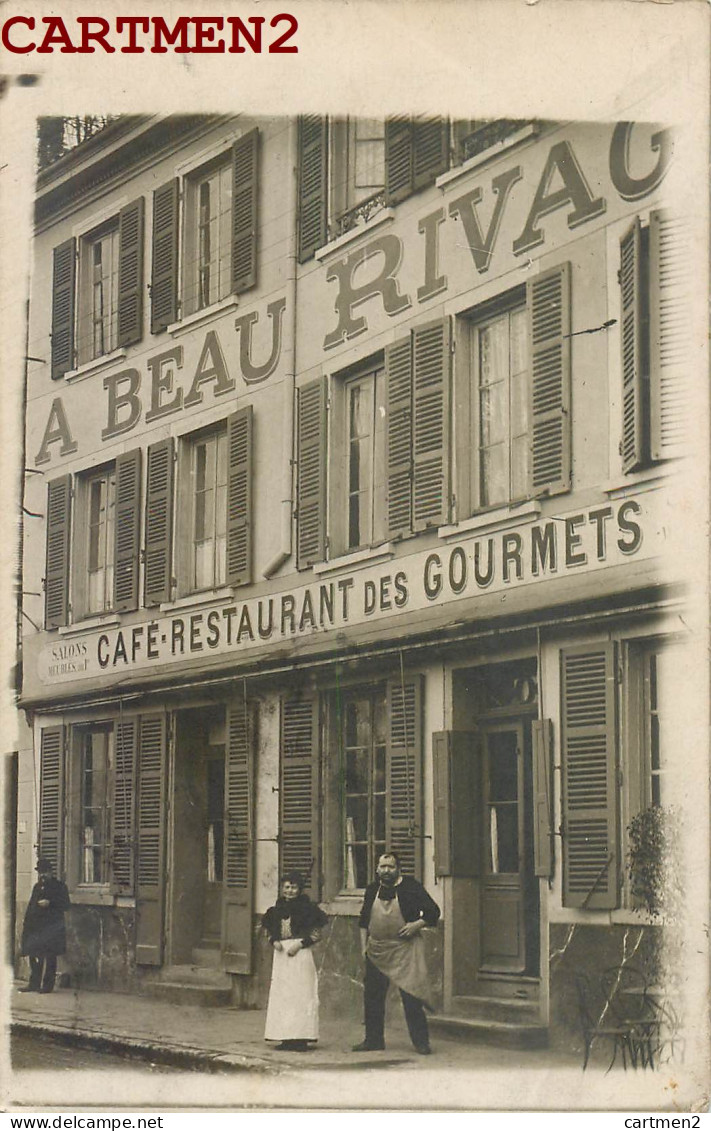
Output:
[[77, 17, 114, 53], [116, 16, 149, 52], [36, 16, 78, 53], [1, 16, 35, 53], [269, 12, 298, 52]]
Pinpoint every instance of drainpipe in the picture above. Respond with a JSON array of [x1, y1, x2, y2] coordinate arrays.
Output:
[[263, 117, 298, 580]]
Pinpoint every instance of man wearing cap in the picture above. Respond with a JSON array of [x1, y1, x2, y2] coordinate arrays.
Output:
[[19, 857, 71, 993]]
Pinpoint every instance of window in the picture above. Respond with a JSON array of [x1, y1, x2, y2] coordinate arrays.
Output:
[[184, 159, 233, 316], [454, 119, 535, 164], [329, 118, 386, 240], [345, 367, 386, 549], [85, 467, 116, 615], [342, 688, 388, 890], [474, 304, 529, 508], [627, 641, 676, 813], [190, 426, 228, 591], [79, 221, 119, 363], [78, 726, 113, 885]]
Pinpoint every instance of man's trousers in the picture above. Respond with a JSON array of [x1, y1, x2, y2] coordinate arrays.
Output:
[[363, 956, 429, 1049], [28, 954, 57, 992]]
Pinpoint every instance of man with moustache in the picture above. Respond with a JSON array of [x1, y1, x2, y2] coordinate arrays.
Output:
[[353, 851, 440, 1055]]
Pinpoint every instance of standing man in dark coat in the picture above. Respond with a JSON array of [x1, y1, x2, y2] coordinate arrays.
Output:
[[19, 857, 71, 993], [353, 851, 440, 1055]]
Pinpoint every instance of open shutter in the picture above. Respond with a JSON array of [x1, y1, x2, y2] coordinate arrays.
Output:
[[151, 179, 179, 333], [561, 644, 618, 910], [39, 726, 65, 876], [144, 439, 174, 607], [113, 449, 141, 613], [51, 238, 76, 379], [385, 117, 414, 205], [385, 335, 413, 537], [413, 117, 448, 191], [433, 731, 481, 877], [280, 697, 320, 898], [296, 377, 327, 568], [135, 714, 168, 965], [222, 699, 255, 974], [619, 218, 646, 472], [412, 319, 450, 530], [297, 116, 328, 262], [649, 210, 690, 461], [117, 197, 145, 348], [232, 128, 259, 294], [112, 717, 137, 895], [528, 262, 571, 496], [226, 406, 253, 587], [532, 718, 553, 879], [386, 676, 423, 880], [45, 474, 72, 629]]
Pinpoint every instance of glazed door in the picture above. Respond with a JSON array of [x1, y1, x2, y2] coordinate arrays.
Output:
[[479, 722, 527, 973]]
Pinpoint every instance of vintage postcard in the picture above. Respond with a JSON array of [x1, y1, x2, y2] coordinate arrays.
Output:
[[1, 0, 709, 1115]]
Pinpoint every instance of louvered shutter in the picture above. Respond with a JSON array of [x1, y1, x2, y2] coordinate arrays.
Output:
[[386, 335, 413, 537], [113, 449, 141, 612], [386, 676, 423, 880], [144, 439, 174, 607], [135, 714, 168, 964], [619, 218, 646, 472], [561, 644, 618, 910], [45, 475, 72, 629], [280, 697, 320, 898], [231, 129, 259, 294], [296, 377, 327, 568], [433, 731, 481, 877], [117, 197, 145, 348], [222, 700, 255, 974], [112, 717, 137, 895], [412, 319, 450, 530], [413, 117, 448, 191], [385, 117, 414, 205], [528, 263, 572, 495], [39, 726, 65, 876], [151, 179, 179, 333], [226, 406, 253, 587], [649, 210, 690, 461], [297, 116, 328, 262], [532, 718, 553, 879], [51, 238, 76, 379]]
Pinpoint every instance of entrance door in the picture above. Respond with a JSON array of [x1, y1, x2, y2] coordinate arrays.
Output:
[[479, 722, 530, 974], [203, 751, 225, 941]]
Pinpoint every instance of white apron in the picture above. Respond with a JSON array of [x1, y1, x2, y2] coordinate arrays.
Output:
[[264, 929, 319, 1041], [366, 892, 432, 1008]]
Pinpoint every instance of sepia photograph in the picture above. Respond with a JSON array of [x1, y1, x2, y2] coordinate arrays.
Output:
[[1, 0, 709, 1115]]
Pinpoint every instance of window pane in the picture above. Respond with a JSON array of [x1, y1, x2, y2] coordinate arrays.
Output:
[[510, 307, 527, 375], [346, 795, 368, 843], [488, 803, 519, 874], [488, 732, 518, 802], [481, 444, 507, 507], [510, 435, 530, 500], [480, 381, 507, 447], [373, 794, 386, 842], [346, 748, 369, 793], [479, 319, 508, 386], [510, 370, 529, 438]]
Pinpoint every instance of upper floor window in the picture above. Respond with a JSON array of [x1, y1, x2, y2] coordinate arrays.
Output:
[[474, 304, 529, 508], [190, 425, 228, 592], [345, 367, 387, 550], [184, 158, 234, 316], [85, 466, 116, 615], [79, 221, 119, 364], [329, 118, 386, 240]]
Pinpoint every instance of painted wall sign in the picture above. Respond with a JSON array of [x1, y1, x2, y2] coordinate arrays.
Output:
[[37, 498, 657, 685]]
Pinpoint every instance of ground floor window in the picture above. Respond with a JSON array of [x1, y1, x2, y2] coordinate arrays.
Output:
[[78, 725, 113, 885], [342, 687, 387, 890]]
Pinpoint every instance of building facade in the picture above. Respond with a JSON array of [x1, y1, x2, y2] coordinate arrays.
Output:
[[17, 111, 703, 1045]]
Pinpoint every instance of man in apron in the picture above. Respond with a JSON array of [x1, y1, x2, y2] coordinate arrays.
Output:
[[353, 852, 440, 1055]]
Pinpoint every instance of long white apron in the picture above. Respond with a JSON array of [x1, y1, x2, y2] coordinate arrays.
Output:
[[264, 944, 319, 1041]]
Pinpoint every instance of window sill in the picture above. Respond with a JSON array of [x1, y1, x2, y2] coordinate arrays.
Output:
[[313, 543, 395, 577], [314, 209, 396, 262], [59, 613, 120, 636], [320, 897, 364, 916], [160, 586, 234, 614], [439, 499, 542, 540], [64, 349, 127, 384], [168, 296, 240, 337], [70, 888, 114, 906], [435, 122, 541, 191], [603, 465, 677, 500]]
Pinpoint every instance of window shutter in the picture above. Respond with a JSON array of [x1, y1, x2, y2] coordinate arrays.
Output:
[[297, 116, 328, 263], [619, 218, 646, 472], [528, 262, 572, 496], [413, 117, 448, 191], [117, 197, 145, 348], [385, 335, 413, 537], [150, 179, 179, 333], [39, 726, 65, 877], [280, 696, 320, 898], [433, 731, 481, 877], [649, 210, 690, 461], [226, 406, 253, 587], [412, 318, 450, 530], [223, 699, 255, 974], [231, 128, 259, 294], [51, 238, 76, 379], [561, 644, 618, 910], [144, 439, 174, 607], [296, 377, 327, 568], [113, 449, 142, 613], [385, 117, 414, 205], [135, 714, 168, 965], [532, 718, 553, 879], [45, 474, 72, 629], [386, 676, 424, 880], [112, 717, 137, 895]]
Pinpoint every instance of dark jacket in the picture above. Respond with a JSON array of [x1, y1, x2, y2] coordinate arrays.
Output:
[[21, 876, 71, 957], [262, 894, 328, 948], [358, 875, 440, 931]]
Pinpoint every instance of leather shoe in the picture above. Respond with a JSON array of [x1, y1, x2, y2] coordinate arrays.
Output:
[[18, 987, 38, 993], [352, 1040, 385, 1052], [414, 1044, 432, 1055]]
